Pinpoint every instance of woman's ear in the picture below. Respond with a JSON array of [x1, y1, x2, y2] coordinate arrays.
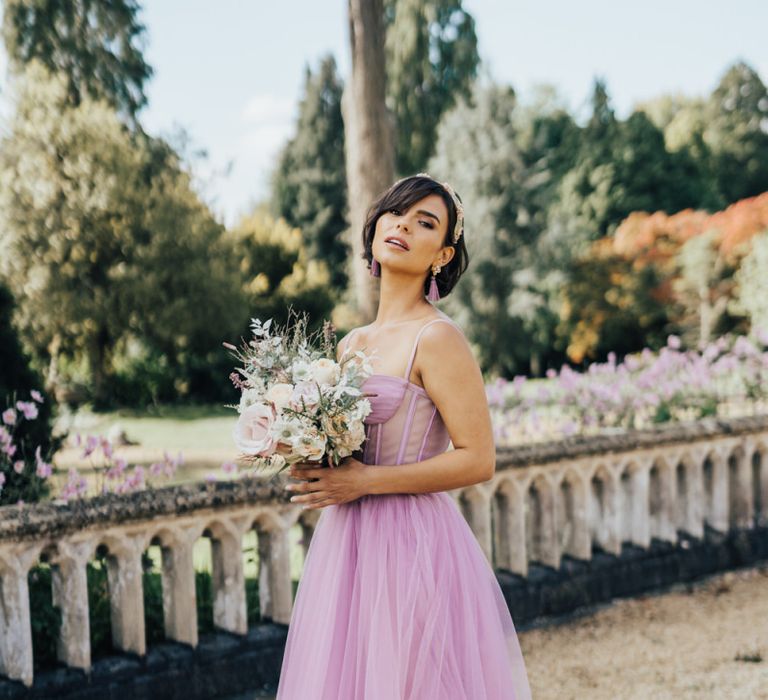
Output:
[[441, 246, 456, 267]]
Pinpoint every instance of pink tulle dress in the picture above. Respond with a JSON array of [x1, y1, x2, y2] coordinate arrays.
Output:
[[275, 316, 532, 699]]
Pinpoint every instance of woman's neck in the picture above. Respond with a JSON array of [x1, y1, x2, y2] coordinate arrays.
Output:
[[373, 269, 435, 327]]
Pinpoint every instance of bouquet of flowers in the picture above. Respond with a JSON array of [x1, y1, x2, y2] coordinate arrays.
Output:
[[223, 310, 375, 478]]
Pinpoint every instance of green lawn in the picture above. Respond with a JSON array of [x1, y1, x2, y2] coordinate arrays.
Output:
[[57, 403, 237, 452]]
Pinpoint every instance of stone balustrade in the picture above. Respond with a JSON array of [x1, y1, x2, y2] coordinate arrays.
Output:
[[0, 415, 766, 687]]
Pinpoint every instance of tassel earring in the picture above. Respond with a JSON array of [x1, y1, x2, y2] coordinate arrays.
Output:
[[370, 258, 380, 277], [427, 265, 441, 302]]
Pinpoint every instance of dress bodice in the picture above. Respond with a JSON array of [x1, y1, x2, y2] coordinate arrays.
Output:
[[345, 315, 461, 466]]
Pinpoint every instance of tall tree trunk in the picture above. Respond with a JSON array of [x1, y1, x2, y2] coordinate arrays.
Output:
[[342, 0, 395, 323]]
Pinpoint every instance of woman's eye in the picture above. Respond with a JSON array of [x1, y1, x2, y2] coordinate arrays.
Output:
[[419, 220, 433, 229], [390, 208, 401, 215]]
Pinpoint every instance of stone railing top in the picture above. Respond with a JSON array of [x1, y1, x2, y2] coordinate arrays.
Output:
[[496, 414, 768, 468], [0, 476, 288, 543], [1, 414, 767, 543]]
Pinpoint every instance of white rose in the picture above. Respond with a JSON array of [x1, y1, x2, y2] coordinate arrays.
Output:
[[233, 403, 277, 456], [310, 358, 340, 386], [266, 382, 295, 410]]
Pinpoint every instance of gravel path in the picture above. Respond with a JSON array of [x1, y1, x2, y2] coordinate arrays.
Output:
[[520, 564, 768, 699]]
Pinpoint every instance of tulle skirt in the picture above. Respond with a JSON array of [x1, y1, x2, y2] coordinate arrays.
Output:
[[275, 490, 532, 700]]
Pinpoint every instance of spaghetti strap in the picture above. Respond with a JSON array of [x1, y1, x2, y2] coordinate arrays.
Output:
[[403, 317, 460, 380]]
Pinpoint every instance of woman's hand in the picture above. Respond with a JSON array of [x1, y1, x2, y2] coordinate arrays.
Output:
[[284, 455, 370, 510]]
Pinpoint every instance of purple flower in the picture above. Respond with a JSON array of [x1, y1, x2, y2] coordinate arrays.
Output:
[[82, 435, 99, 458], [30, 390, 44, 403], [35, 446, 53, 478], [15, 401, 38, 420], [13, 460, 24, 474], [2, 408, 16, 426]]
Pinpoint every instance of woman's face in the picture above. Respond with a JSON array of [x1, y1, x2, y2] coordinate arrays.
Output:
[[372, 193, 455, 275]]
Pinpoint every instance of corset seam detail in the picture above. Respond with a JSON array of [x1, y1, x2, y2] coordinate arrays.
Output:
[[395, 392, 419, 465], [374, 422, 383, 465], [416, 405, 438, 462]]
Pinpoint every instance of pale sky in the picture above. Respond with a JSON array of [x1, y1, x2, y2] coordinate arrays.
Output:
[[1, 1, 766, 227]]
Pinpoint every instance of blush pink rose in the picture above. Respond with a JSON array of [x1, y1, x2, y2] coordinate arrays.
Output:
[[234, 403, 277, 456]]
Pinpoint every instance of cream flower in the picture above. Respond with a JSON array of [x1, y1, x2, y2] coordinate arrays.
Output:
[[266, 382, 295, 410], [310, 357, 340, 386]]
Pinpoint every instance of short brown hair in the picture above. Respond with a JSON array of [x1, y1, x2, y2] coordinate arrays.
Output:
[[361, 174, 470, 298]]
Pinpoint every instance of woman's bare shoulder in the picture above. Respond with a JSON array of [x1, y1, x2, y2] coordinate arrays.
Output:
[[337, 324, 371, 360]]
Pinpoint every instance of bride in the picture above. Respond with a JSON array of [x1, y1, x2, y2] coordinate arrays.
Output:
[[276, 173, 532, 699]]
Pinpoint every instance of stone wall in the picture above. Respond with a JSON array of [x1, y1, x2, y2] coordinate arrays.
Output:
[[0, 415, 766, 691]]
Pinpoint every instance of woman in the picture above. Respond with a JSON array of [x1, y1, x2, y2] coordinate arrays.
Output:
[[276, 173, 532, 699]]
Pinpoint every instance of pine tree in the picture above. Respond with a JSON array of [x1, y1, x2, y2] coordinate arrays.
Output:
[[384, 0, 479, 174], [271, 55, 349, 291]]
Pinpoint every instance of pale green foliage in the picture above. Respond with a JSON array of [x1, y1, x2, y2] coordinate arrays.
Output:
[[427, 82, 557, 375], [732, 232, 768, 338], [673, 229, 730, 346]]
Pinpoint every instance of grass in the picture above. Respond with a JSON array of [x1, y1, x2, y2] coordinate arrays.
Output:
[[55, 403, 237, 452]]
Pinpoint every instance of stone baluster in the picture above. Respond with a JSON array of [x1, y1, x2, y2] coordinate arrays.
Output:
[[707, 449, 729, 533], [208, 521, 248, 634], [626, 460, 651, 548], [492, 479, 527, 576], [560, 471, 592, 560], [257, 518, 293, 625], [0, 551, 35, 687], [754, 444, 768, 527], [528, 475, 559, 568], [591, 465, 622, 555], [104, 535, 146, 656], [681, 451, 705, 539], [727, 446, 755, 529], [50, 541, 92, 670], [654, 456, 678, 543], [158, 527, 199, 646], [460, 485, 494, 564]]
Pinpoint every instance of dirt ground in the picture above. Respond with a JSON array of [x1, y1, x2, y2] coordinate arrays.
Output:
[[520, 564, 768, 700]]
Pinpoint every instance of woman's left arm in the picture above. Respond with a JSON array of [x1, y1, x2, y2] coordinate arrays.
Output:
[[286, 323, 496, 507]]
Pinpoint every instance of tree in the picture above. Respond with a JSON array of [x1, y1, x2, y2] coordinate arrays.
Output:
[[705, 61, 768, 204], [384, 0, 479, 174], [551, 79, 712, 245], [428, 82, 552, 376], [342, 0, 396, 322], [226, 207, 336, 328], [732, 232, 768, 339], [0, 62, 243, 407], [271, 55, 349, 291], [1, 0, 153, 123]]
